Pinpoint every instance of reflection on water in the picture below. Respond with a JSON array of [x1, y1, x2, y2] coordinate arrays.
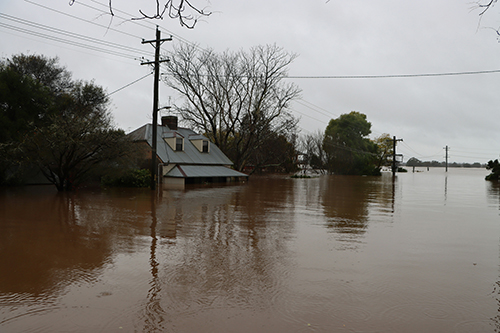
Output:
[[1, 169, 499, 332], [487, 181, 500, 212], [321, 175, 396, 232]]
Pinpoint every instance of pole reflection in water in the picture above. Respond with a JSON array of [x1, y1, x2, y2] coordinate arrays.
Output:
[[140, 194, 165, 332], [444, 174, 448, 204], [1, 169, 499, 332]]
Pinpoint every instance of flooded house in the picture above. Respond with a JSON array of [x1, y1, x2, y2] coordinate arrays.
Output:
[[128, 116, 248, 188]]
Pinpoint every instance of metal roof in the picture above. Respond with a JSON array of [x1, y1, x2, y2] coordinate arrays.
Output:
[[127, 124, 235, 166], [165, 165, 248, 178]]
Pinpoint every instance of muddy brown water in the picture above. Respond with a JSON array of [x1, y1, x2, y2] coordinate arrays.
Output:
[[1, 168, 499, 332]]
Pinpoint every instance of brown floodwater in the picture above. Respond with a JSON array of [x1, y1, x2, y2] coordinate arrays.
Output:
[[1, 168, 499, 332]]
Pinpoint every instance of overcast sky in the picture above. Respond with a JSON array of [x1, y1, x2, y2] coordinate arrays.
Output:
[[1, 0, 500, 163]]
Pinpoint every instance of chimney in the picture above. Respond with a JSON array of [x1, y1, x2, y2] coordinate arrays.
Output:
[[161, 116, 178, 130]]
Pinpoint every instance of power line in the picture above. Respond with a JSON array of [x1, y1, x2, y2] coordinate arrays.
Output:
[[295, 100, 336, 120], [286, 69, 500, 79], [0, 13, 151, 59], [24, 0, 143, 40], [106, 72, 152, 97], [290, 107, 326, 124], [23, 0, 500, 82], [397, 141, 444, 160], [0, 21, 139, 60]]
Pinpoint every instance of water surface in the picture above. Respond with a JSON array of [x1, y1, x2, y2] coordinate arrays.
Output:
[[1, 168, 499, 332]]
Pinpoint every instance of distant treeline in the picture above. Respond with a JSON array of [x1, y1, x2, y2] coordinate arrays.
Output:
[[404, 157, 485, 168]]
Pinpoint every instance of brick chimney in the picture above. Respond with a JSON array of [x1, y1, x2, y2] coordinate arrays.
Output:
[[161, 116, 178, 130]]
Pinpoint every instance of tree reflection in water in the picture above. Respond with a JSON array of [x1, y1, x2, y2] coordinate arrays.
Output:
[[0, 187, 111, 297], [487, 181, 500, 212], [5, 171, 497, 332], [319, 174, 395, 248], [130, 179, 296, 331]]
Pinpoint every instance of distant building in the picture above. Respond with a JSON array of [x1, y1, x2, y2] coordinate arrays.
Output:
[[128, 116, 248, 188]]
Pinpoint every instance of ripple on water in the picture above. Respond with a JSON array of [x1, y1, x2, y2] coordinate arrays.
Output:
[[380, 299, 467, 330], [270, 277, 375, 328], [0, 306, 59, 326], [76, 304, 144, 332], [454, 319, 495, 333]]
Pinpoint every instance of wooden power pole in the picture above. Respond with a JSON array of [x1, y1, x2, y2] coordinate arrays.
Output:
[[444, 145, 450, 172], [141, 26, 171, 190], [392, 136, 403, 177]]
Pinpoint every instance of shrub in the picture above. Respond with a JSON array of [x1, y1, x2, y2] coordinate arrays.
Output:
[[101, 169, 150, 188], [486, 159, 500, 181]]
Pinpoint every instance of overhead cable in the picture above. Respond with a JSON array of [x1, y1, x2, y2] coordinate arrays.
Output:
[[106, 72, 153, 97], [24, 0, 143, 40], [0, 13, 150, 57], [286, 69, 500, 79]]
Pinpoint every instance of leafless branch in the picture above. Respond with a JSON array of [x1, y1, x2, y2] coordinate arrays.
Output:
[[473, 0, 497, 16], [471, 0, 500, 38], [133, 0, 211, 28], [70, 0, 210, 28]]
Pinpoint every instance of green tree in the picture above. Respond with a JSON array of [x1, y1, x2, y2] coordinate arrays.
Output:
[[0, 54, 135, 190], [0, 54, 70, 184], [0, 54, 71, 144], [374, 133, 393, 169], [323, 111, 379, 175], [406, 157, 422, 167], [22, 82, 133, 191]]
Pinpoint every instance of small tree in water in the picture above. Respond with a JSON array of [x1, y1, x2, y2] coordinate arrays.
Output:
[[486, 159, 500, 181]]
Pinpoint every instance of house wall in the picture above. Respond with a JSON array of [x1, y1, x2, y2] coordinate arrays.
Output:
[[163, 177, 185, 189]]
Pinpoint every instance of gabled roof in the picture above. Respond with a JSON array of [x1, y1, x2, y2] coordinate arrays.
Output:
[[127, 124, 234, 166]]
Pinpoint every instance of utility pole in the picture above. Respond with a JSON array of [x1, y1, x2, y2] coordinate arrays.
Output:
[[444, 145, 450, 172], [392, 136, 403, 177], [141, 26, 171, 190]]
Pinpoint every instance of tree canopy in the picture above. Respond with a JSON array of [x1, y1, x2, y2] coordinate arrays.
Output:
[[0, 54, 134, 190], [0, 54, 68, 144], [322, 111, 379, 175], [163, 44, 301, 171]]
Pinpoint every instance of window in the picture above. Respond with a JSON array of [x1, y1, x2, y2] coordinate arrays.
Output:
[[175, 138, 183, 151], [202, 140, 209, 153]]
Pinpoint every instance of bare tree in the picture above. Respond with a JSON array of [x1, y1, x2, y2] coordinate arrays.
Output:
[[69, 0, 211, 28], [163, 44, 301, 171], [299, 131, 327, 174]]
